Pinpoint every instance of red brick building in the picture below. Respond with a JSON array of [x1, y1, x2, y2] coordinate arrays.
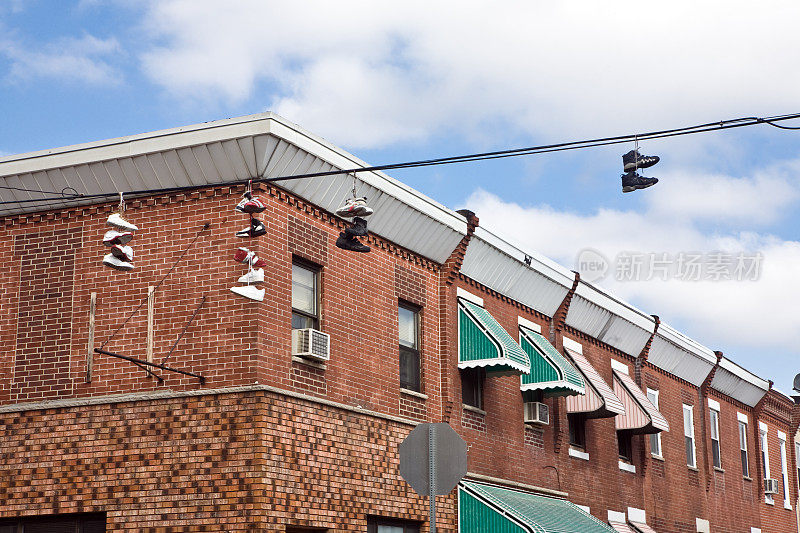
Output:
[[0, 114, 797, 532]]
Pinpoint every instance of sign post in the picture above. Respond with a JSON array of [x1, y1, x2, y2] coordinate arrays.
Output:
[[399, 423, 468, 533]]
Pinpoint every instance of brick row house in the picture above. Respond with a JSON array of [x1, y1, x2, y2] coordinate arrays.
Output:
[[0, 114, 798, 532]]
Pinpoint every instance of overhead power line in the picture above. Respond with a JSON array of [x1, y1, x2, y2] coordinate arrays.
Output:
[[0, 112, 799, 214]]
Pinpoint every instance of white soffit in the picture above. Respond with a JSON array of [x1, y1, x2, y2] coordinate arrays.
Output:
[[459, 227, 573, 317], [710, 357, 770, 407], [647, 323, 717, 387], [564, 281, 655, 356], [0, 113, 467, 264]]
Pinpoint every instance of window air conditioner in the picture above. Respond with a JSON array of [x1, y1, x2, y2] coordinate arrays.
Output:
[[763, 478, 780, 495], [524, 401, 550, 425], [291, 328, 330, 361]]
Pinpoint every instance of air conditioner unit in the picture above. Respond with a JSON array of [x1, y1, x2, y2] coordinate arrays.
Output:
[[524, 401, 550, 425], [291, 328, 330, 361], [763, 478, 780, 495]]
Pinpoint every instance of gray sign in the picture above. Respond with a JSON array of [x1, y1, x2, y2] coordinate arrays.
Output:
[[399, 422, 468, 496]]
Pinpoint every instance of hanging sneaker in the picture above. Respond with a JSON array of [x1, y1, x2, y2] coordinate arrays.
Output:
[[230, 285, 265, 301], [238, 268, 265, 284], [621, 171, 659, 193], [335, 232, 370, 253], [235, 217, 267, 238], [106, 212, 139, 232], [102, 253, 134, 271], [344, 217, 368, 237], [335, 197, 374, 218], [111, 244, 134, 261], [103, 230, 134, 246], [235, 195, 266, 214], [622, 150, 660, 172], [234, 247, 253, 263]]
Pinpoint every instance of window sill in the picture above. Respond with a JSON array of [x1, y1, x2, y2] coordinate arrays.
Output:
[[569, 447, 590, 461], [462, 404, 486, 416], [650, 454, 665, 462], [291, 355, 326, 370], [784, 502, 793, 510], [743, 476, 753, 482], [765, 497, 774, 506], [400, 388, 428, 400], [687, 465, 699, 472], [713, 466, 725, 473], [618, 461, 636, 473]]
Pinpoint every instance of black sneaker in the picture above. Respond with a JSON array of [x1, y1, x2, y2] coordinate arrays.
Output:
[[236, 217, 267, 238], [621, 171, 659, 193], [335, 232, 370, 253], [622, 150, 660, 172], [345, 217, 368, 238]]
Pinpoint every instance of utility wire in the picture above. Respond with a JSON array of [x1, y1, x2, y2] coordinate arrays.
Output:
[[0, 112, 798, 214]]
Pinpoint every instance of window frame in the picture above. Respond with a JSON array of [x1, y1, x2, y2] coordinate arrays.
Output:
[[617, 430, 633, 463], [568, 413, 587, 451], [398, 301, 422, 392], [461, 368, 485, 410], [683, 404, 697, 468], [739, 420, 750, 478], [760, 425, 773, 504], [779, 434, 790, 508], [291, 259, 321, 330], [795, 441, 800, 493], [366, 517, 421, 533], [646, 388, 662, 457], [710, 407, 721, 469]]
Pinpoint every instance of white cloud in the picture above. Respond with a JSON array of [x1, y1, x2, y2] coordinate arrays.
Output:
[[1, 34, 123, 86], [138, 0, 800, 148], [461, 168, 800, 356]]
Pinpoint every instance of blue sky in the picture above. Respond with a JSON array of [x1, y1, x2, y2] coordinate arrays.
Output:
[[2, 1, 800, 395]]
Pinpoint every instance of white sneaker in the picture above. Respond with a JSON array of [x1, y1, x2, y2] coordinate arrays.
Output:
[[107, 212, 139, 232], [103, 230, 134, 246], [111, 244, 134, 261], [238, 268, 264, 284], [230, 285, 265, 301], [103, 253, 134, 271]]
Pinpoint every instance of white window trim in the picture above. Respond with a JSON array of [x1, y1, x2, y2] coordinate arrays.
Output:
[[647, 388, 663, 458], [710, 407, 721, 468], [610, 359, 629, 375], [737, 411, 749, 424], [739, 419, 750, 478], [576, 505, 591, 515], [569, 447, 590, 461], [562, 336, 583, 354], [457, 287, 484, 306], [779, 434, 791, 509], [761, 426, 773, 504], [608, 510, 627, 524], [618, 460, 636, 473], [627, 507, 646, 524], [684, 404, 697, 468], [696, 517, 710, 533], [517, 315, 541, 333], [708, 398, 721, 411]]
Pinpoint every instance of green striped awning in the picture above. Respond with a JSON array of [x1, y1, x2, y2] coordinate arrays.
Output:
[[458, 299, 530, 375], [519, 327, 585, 397], [459, 481, 616, 533]]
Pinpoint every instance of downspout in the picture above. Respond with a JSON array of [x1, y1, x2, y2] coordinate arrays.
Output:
[[439, 210, 479, 423], [699, 351, 723, 492], [550, 271, 580, 454], [635, 315, 659, 477]]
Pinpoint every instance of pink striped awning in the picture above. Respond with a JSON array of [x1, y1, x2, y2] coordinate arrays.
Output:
[[565, 349, 625, 419], [609, 522, 637, 533], [630, 521, 658, 533], [612, 369, 670, 435]]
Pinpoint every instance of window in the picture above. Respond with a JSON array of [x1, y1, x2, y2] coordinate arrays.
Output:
[[683, 404, 697, 468], [796, 441, 800, 492], [760, 425, 772, 503], [647, 389, 662, 457], [739, 421, 750, 477], [0, 513, 105, 532], [779, 434, 790, 508], [710, 408, 721, 468], [618, 430, 633, 462], [568, 413, 587, 450], [461, 368, 484, 409], [399, 303, 421, 392], [292, 260, 319, 329], [367, 517, 420, 533]]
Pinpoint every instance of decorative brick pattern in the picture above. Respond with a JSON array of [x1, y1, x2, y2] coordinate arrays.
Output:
[[524, 426, 544, 449], [395, 264, 427, 307], [288, 214, 328, 266]]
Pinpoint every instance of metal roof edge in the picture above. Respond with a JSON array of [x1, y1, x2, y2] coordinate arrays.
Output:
[[717, 357, 771, 391], [655, 322, 718, 365], [471, 226, 576, 288], [573, 281, 656, 332]]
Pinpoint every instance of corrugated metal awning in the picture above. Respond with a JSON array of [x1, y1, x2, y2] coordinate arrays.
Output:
[[609, 522, 638, 533], [519, 327, 585, 397], [459, 481, 616, 533], [458, 299, 530, 375], [709, 357, 770, 407], [612, 369, 670, 434], [630, 521, 658, 533], [565, 349, 626, 419]]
